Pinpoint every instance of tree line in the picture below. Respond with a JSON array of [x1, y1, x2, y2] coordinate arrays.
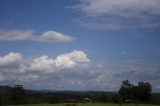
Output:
[[0, 85, 113, 105], [0, 85, 25, 105], [0, 80, 160, 105]]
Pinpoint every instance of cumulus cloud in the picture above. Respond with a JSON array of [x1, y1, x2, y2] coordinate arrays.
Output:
[[0, 30, 74, 42], [29, 50, 90, 72], [28, 55, 55, 73], [0, 50, 90, 74], [55, 50, 90, 69], [1, 51, 160, 92], [0, 52, 22, 68], [0, 50, 90, 89], [71, 0, 160, 29]]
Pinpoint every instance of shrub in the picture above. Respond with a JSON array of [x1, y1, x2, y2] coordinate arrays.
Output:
[[112, 94, 123, 104]]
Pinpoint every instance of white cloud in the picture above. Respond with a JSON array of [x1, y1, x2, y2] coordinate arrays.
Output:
[[29, 55, 55, 73], [75, 0, 160, 17], [0, 52, 22, 68], [29, 50, 90, 72], [71, 0, 160, 29], [0, 30, 74, 42], [0, 50, 90, 74], [0, 50, 90, 73], [55, 50, 90, 69], [0, 30, 33, 40], [0, 51, 90, 87], [0, 52, 160, 92], [37, 31, 74, 42]]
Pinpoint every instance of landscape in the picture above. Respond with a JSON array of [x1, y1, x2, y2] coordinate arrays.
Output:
[[0, 80, 160, 105], [0, 0, 160, 106], [15, 104, 160, 106]]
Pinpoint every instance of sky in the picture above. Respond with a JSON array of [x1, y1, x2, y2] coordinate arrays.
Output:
[[0, 0, 160, 92]]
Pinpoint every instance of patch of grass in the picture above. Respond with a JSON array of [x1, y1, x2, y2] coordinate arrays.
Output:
[[17, 103, 159, 106]]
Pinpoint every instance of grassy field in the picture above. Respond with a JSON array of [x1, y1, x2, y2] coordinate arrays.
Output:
[[17, 103, 160, 106]]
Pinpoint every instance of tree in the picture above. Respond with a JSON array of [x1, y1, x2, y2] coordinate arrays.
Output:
[[112, 94, 123, 104], [118, 80, 152, 103], [119, 80, 133, 100], [137, 82, 152, 103], [0, 85, 13, 105], [47, 95, 60, 104], [0, 96, 1, 106], [11, 85, 25, 104], [95, 94, 108, 102]]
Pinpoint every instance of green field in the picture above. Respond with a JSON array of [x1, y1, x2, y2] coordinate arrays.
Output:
[[17, 103, 160, 106]]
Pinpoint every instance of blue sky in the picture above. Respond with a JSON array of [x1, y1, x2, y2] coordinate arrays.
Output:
[[0, 0, 160, 92]]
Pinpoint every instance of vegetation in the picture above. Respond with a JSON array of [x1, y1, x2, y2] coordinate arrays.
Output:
[[118, 80, 152, 103], [0, 80, 160, 105], [16, 103, 159, 106]]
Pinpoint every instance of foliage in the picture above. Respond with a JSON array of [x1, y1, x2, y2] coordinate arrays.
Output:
[[118, 80, 152, 103], [15, 103, 159, 106], [0, 82, 159, 105], [11, 85, 25, 104], [47, 95, 60, 104], [112, 94, 123, 104]]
